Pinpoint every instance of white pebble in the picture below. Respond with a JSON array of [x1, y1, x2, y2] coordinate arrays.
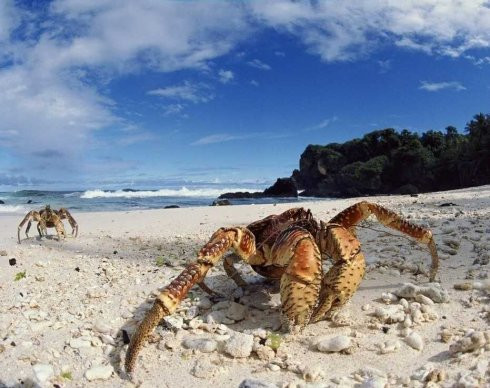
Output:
[[182, 337, 217, 353], [360, 377, 388, 388], [223, 332, 254, 358], [405, 332, 424, 350], [316, 335, 351, 353], [33, 364, 53, 384], [85, 365, 114, 381], [70, 338, 92, 349], [92, 321, 112, 334]]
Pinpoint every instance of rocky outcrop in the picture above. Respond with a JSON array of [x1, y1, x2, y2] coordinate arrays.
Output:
[[263, 178, 298, 197], [218, 178, 298, 200]]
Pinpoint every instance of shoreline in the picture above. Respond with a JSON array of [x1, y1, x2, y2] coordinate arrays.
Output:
[[1, 183, 489, 216], [0, 186, 489, 387]]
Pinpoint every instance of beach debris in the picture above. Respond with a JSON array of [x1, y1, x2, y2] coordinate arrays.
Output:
[[33, 363, 54, 384], [405, 332, 424, 350], [85, 365, 114, 381], [440, 328, 453, 343], [374, 305, 405, 323], [301, 365, 324, 382], [182, 337, 217, 353], [377, 339, 401, 354], [238, 379, 277, 388], [8, 258, 16, 266], [381, 292, 398, 304], [424, 368, 446, 384], [223, 332, 254, 358], [0, 250, 7, 256], [265, 332, 282, 351], [315, 335, 352, 353], [454, 280, 490, 291], [395, 282, 449, 303], [449, 330, 489, 354], [190, 359, 225, 379]]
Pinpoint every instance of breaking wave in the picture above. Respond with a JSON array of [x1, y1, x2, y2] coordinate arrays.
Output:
[[80, 187, 262, 199], [0, 205, 27, 214]]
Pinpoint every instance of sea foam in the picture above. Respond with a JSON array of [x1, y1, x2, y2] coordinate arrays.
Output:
[[0, 205, 27, 214], [80, 187, 261, 199]]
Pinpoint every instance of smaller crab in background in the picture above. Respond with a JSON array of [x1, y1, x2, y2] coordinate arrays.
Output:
[[17, 205, 78, 243]]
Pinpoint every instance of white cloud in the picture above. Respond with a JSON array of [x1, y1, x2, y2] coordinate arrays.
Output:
[[377, 59, 392, 73], [191, 131, 291, 145], [247, 59, 271, 70], [0, 1, 252, 175], [419, 81, 466, 92], [163, 104, 186, 116], [250, 80, 259, 87], [191, 133, 247, 146], [148, 81, 214, 103], [305, 116, 339, 131], [1, 0, 490, 179], [250, 0, 490, 62], [218, 69, 234, 84]]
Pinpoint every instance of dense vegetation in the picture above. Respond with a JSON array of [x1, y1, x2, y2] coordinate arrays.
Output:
[[292, 113, 490, 197]]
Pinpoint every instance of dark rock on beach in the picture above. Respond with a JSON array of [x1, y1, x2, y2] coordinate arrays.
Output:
[[219, 177, 298, 200], [211, 199, 231, 206]]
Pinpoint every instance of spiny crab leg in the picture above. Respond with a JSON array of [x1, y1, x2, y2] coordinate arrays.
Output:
[[311, 225, 365, 323], [272, 226, 322, 332], [125, 227, 256, 375], [329, 201, 439, 281], [59, 208, 78, 237], [17, 211, 42, 244]]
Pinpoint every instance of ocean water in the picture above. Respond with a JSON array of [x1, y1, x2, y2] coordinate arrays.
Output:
[[0, 186, 321, 215]]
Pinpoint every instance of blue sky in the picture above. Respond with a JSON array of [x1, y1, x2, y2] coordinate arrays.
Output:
[[1, 0, 490, 190]]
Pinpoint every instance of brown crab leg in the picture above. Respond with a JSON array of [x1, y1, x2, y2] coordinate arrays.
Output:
[[125, 227, 256, 375], [223, 254, 249, 288], [17, 211, 36, 244], [60, 208, 78, 237], [52, 217, 66, 241], [311, 225, 365, 322], [329, 201, 439, 281], [270, 226, 322, 332]]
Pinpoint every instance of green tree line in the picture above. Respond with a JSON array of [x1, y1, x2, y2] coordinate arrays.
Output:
[[292, 113, 490, 197]]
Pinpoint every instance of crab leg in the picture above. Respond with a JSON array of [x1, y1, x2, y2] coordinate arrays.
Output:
[[52, 217, 66, 241], [223, 254, 249, 288], [17, 211, 39, 244], [329, 201, 439, 281], [311, 225, 365, 323], [271, 226, 322, 332], [125, 227, 256, 374], [59, 208, 78, 237]]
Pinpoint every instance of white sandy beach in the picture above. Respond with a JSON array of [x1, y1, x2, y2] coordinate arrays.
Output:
[[0, 186, 489, 388]]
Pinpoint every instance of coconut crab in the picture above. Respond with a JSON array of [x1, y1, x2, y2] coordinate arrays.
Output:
[[125, 201, 439, 373], [17, 205, 78, 243]]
